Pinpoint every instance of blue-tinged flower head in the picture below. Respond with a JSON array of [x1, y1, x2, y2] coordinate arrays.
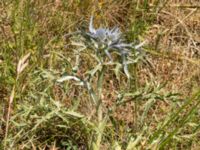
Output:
[[87, 16, 138, 53], [88, 16, 122, 48], [85, 16, 146, 78]]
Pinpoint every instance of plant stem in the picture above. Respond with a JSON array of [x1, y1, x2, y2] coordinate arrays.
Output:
[[4, 84, 16, 150], [132, 62, 138, 132], [95, 65, 106, 149]]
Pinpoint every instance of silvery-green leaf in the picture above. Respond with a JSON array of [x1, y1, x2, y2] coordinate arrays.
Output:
[[114, 63, 122, 81], [86, 63, 102, 77], [134, 41, 146, 49], [122, 54, 130, 79], [105, 49, 113, 61], [123, 64, 130, 79], [57, 75, 81, 83], [89, 16, 96, 34]]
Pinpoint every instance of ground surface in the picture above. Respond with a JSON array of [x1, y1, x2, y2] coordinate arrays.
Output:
[[0, 0, 200, 149]]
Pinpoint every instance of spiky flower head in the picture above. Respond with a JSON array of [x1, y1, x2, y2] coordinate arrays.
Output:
[[88, 16, 121, 47], [83, 16, 146, 78], [88, 16, 130, 50]]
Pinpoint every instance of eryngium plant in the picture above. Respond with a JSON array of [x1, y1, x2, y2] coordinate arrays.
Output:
[[58, 16, 146, 149], [61, 16, 146, 105]]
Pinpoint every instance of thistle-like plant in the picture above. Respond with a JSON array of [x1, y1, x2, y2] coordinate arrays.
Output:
[[58, 16, 146, 149]]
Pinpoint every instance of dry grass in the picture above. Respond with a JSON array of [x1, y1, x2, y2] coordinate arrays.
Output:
[[0, 0, 200, 149], [141, 0, 200, 95]]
